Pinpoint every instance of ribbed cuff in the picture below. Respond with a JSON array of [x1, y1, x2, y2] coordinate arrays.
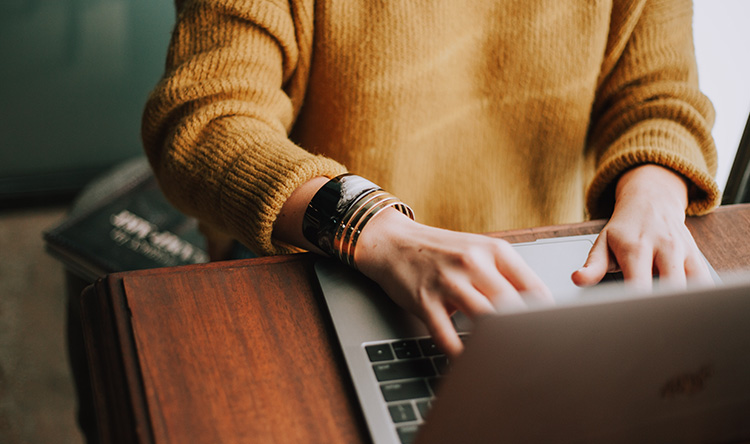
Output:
[[219, 130, 347, 256], [586, 120, 720, 219]]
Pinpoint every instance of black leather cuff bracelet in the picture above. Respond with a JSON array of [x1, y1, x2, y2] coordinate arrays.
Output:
[[302, 174, 414, 266], [302, 174, 380, 257]]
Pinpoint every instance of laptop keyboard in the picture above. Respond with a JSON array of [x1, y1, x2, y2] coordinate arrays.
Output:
[[364, 334, 469, 444]]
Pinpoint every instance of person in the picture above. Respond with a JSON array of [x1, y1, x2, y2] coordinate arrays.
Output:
[[142, 0, 720, 357]]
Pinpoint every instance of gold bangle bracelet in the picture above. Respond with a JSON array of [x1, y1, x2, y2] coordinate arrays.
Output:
[[345, 201, 411, 268], [332, 190, 414, 268], [333, 189, 389, 256], [340, 194, 400, 266]]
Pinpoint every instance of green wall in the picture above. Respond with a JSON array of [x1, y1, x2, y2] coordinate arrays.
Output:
[[0, 0, 174, 199]]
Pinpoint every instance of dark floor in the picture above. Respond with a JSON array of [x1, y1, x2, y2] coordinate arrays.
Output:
[[0, 204, 84, 444]]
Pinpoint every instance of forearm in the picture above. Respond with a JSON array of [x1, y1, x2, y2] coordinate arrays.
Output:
[[585, 0, 719, 218], [143, 0, 347, 256]]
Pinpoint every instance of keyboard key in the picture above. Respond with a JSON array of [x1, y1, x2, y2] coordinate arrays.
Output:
[[365, 343, 394, 362], [416, 400, 431, 420], [388, 402, 417, 423], [373, 359, 436, 382], [397, 424, 420, 444], [433, 355, 451, 375], [601, 271, 624, 282], [380, 380, 431, 402], [452, 311, 473, 333], [392, 340, 421, 359], [417, 338, 442, 356]]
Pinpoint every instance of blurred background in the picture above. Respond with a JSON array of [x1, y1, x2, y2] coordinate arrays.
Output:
[[0, 1, 174, 443], [0, 1, 749, 443], [0, 0, 174, 203]]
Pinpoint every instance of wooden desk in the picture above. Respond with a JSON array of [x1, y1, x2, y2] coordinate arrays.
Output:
[[80, 204, 750, 444]]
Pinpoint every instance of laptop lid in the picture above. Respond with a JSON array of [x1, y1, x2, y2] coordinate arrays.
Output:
[[417, 277, 750, 444]]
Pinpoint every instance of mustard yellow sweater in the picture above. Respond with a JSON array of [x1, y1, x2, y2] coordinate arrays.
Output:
[[142, 0, 719, 256]]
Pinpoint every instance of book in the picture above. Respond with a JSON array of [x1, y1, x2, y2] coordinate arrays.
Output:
[[44, 159, 209, 282]]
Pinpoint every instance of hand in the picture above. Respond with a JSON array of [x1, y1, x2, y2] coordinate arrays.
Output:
[[354, 209, 552, 357], [572, 164, 713, 289], [273, 176, 549, 357]]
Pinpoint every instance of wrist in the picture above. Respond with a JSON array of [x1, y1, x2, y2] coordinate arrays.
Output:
[[353, 207, 420, 277], [615, 164, 689, 212]]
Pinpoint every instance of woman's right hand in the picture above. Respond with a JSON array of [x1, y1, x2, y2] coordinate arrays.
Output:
[[353, 208, 552, 357], [272, 177, 550, 358]]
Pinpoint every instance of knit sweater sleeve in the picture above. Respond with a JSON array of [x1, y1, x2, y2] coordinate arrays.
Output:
[[585, 0, 720, 218], [141, 0, 346, 255]]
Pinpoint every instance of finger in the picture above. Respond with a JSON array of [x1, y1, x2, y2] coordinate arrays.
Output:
[[491, 287, 527, 313], [617, 244, 654, 290], [684, 252, 714, 285], [572, 233, 614, 287], [420, 305, 464, 358], [442, 277, 498, 318], [437, 267, 524, 315], [653, 248, 687, 289], [464, 257, 533, 307], [491, 243, 552, 301]]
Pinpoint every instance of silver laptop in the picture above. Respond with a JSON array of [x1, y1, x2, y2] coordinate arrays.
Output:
[[314, 235, 750, 444]]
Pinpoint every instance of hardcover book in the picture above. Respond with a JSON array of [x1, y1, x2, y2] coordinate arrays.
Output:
[[44, 160, 209, 281]]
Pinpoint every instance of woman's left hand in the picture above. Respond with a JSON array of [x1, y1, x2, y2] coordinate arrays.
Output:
[[572, 164, 713, 289]]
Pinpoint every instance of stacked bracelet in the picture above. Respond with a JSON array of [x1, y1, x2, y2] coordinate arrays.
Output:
[[302, 174, 414, 268]]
